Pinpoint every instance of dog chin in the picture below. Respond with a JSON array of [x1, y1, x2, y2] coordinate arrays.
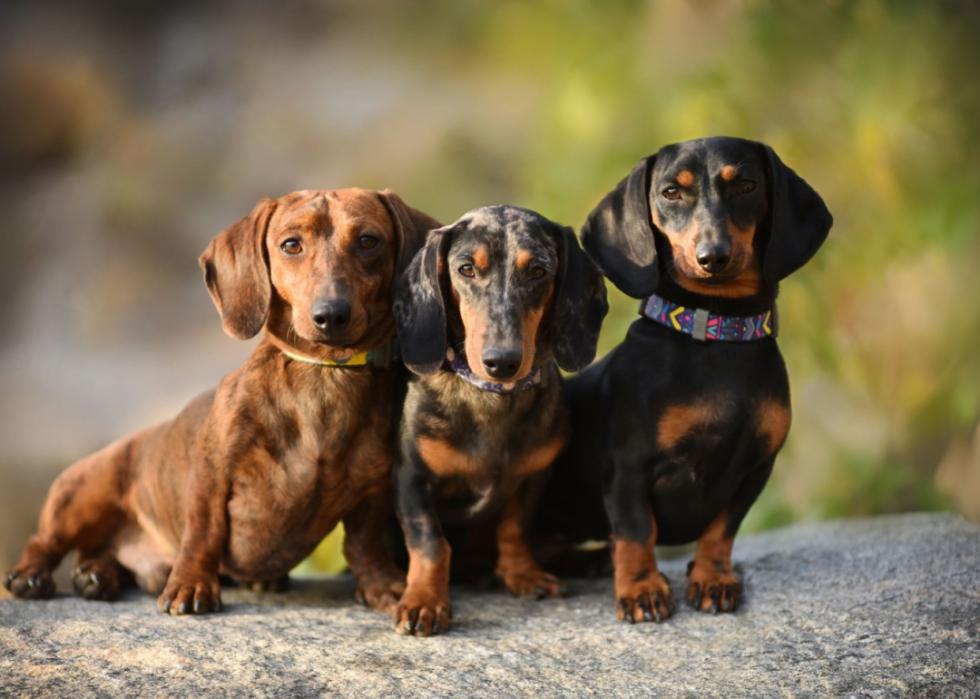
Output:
[[673, 267, 737, 285]]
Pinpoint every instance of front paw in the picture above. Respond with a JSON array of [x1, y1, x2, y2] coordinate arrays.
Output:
[[686, 561, 741, 613], [497, 565, 565, 600], [615, 571, 674, 623], [356, 575, 406, 614], [157, 575, 222, 615], [72, 560, 124, 601], [4, 567, 55, 600], [393, 588, 452, 637]]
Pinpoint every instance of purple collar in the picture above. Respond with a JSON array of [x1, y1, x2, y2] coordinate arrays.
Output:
[[641, 293, 776, 342], [446, 349, 543, 393]]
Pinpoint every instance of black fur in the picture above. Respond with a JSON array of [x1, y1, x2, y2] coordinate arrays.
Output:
[[535, 137, 832, 615]]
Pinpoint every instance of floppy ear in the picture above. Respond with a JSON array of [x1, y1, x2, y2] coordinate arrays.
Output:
[[394, 225, 454, 375], [762, 146, 833, 283], [377, 189, 442, 276], [580, 154, 659, 298], [199, 198, 277, 340], [550, 225, 609, 372]]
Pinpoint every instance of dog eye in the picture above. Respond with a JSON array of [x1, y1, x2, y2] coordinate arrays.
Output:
[[529, 266, 547, 280], [737, 180, 756, 194], [662, 185, 682, 201], [280, 238, 303, 255], [358, 234, 380, 250], [458, 263, 476, 278]]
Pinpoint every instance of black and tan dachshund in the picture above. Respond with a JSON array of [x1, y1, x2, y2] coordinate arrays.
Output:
[[391, 205, 607, 635], [534, 137, 832, 623]]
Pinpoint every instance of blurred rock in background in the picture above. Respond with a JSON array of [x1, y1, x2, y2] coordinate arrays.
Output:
[[1, 0, 978, 578]]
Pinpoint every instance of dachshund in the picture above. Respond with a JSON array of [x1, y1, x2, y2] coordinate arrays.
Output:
[[534, 137, 832, 622], [390, 205, 608, 635], [4, 188, 438, 615]]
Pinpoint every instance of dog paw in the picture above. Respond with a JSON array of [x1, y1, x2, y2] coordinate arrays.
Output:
[[686, 561, 741, 613], [497, 566, 566, 600], [5, 567, 56, 600], [615, 571, 674, 623], [72, 561, 124, 601], [355, 575, 406, 613], [393, 590, 452, 637], [157, 576, 222, 615]]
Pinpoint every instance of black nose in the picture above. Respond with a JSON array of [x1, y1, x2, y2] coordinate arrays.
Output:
[[312, 298, 351, 334], [696, 242, 731, 273], [482, 347, 522, 380]]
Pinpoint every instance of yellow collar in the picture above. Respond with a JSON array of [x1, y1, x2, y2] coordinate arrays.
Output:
[[281, 348, 372, 367]]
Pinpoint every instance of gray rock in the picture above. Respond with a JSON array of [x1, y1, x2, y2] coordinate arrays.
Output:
[[1, 513, 977, 698]]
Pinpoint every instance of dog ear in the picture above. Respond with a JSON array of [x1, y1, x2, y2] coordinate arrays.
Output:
[[378, 189, 441, 276], [199, 198, 277, 340], [762, 146, 833, 284], [580, 155, 659, 298], [550, 224, 609, 372], [394, 224, 455, 375]]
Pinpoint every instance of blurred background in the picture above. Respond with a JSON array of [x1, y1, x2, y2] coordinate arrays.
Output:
[[2, 0, 978, 580]]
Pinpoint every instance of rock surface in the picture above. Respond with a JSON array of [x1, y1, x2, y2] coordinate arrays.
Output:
[[1, 513, 977, 697]]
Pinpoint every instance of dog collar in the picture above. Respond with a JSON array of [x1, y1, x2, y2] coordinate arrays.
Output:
[[446, 348, 542, 393], [641, 293, 776, 342], [280, 342, 396, 368]]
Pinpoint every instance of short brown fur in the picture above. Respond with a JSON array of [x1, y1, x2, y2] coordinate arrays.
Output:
[[6, 188, 439, 615]]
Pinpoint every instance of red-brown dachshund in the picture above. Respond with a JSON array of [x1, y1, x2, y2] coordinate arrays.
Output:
[[5, 189, 438, 615]]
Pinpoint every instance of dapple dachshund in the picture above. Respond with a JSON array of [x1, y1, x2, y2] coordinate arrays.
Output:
[[5, 188, 438, 615], [391, 205, 607, 635], [535, 137, 832, 622]]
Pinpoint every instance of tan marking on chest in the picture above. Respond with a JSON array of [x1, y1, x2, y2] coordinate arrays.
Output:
[[756, 399, 791, 453], [657, 401, 720, 450], [514, 435, 565, 478], [417, 436, 483, 478]]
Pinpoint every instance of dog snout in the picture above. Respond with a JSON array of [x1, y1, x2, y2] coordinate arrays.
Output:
[[695, 239, 732, 274], [312, 298, 352, 335], [481, 347, 523, 380]]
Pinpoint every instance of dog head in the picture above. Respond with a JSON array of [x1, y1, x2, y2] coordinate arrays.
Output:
[[396, 205, 607, 383], [581, 136, 832, 299], [200, 189, 438, 359]]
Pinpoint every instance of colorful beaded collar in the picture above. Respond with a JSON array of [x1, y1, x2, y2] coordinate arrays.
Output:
[[641, 293, 776, 342]]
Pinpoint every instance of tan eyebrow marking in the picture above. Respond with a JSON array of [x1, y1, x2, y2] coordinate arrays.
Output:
[[676, 170, 694, 187], [472, 245, 490, 271], [720, 165, 738, 181]]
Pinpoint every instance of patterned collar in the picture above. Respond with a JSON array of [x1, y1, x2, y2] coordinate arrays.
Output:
[[641, 293, 776, 342], [446, 348, 543, 393], [281, 343, 395, 368]]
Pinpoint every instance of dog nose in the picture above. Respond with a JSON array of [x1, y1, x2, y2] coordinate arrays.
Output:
[[312, 299, 351, 333], [482, 347, 522, 380], [696, 243, 731, 273]]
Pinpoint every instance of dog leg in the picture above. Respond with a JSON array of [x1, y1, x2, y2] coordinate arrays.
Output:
[[607, 467, 674, 623], [156, 456, 228, 615], [344, 490, 405, 614], [686, 456, 774, 613], [393, 464, 452, 636], [5, 444, 131, 599], [685, 511, 740, 613], [495, 484, 564, 599]]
